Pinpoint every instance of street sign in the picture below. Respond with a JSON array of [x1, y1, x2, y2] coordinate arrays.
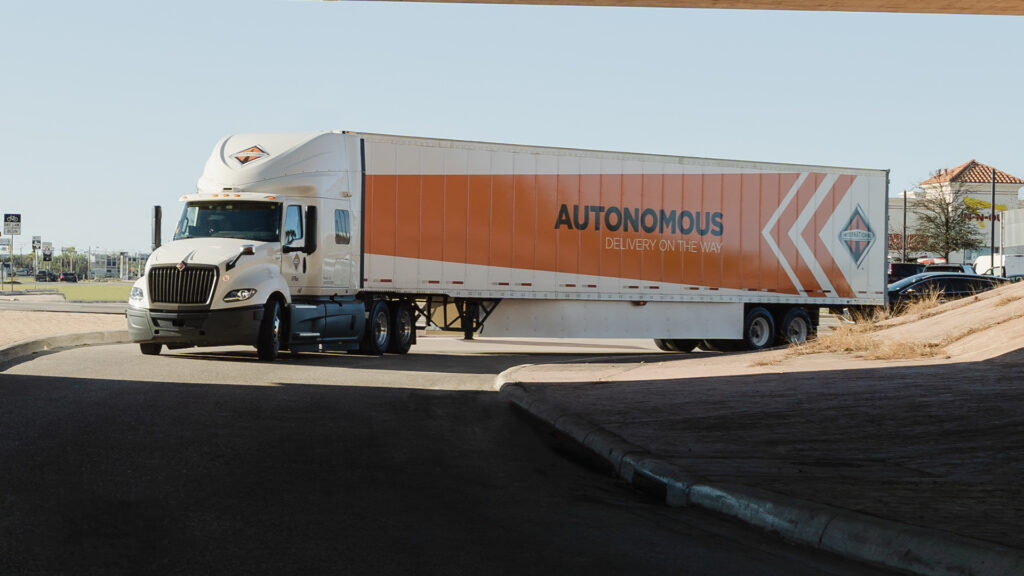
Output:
[[32, 236, 41, 250], [0, 237, 10, 254], [42, 241, 52, 262], [3, 214, 21, 235]]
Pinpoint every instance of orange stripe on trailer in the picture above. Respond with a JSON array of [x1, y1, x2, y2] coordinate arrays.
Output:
[[365, 172, 852, 295]]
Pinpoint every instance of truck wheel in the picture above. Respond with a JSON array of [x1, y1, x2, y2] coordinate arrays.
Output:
[[669, 339, 699, 352], [742, 306, 775, 350], [139, 343, 162, 356], [388, 301, 414, 355], [653, 339, 675, 351], [257, 299, 282, 362], [360, 300, 391, 355], [779, 308, 814, 345]]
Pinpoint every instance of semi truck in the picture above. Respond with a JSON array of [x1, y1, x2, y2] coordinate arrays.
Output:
[[126, 131, 888, 360]]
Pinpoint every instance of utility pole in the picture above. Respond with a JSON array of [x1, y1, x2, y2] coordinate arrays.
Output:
[[902, 191, 908, 262], [991, 167, 997, 272]]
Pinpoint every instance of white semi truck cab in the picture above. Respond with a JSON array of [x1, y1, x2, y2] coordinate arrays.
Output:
[[127, 132, 413, 360]]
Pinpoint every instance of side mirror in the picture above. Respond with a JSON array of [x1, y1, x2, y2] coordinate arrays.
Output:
[[226, 244, 256, 271], [304, 206, 317, 255]]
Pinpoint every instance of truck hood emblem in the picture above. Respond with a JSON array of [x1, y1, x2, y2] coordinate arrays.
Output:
[[176, 261, 187, 271], [232, 145, 269, 166]]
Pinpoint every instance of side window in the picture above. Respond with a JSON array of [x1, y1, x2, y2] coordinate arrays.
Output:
[[908, 279, 940, 295], [284, 205, 304, 245], [942, 278, 971, 295], [334, 210, 351, 245]]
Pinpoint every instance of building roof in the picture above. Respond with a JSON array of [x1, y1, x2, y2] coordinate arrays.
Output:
[[921, 160, 1024, 186]]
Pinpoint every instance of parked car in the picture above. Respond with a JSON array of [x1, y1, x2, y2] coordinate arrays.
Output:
[[35, 270, 58, 282], [59, 272, 78, 283], [887, 272, 1006, 313], [888, 261, 926, 282], [924, 263, 975, 274]]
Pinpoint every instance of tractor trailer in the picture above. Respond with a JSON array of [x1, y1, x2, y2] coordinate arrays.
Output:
[[126, 131, 888, 360]]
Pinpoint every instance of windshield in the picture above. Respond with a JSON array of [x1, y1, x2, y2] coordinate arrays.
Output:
[[173, 201, 282, 242]]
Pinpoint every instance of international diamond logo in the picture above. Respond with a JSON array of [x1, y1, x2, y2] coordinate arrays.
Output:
[[839, 205, 875, 268], [231, 145, 269, 166]]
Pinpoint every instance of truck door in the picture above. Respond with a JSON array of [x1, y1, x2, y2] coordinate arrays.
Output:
[[325, 201, 353, 289], [282, 203, 310, 290]]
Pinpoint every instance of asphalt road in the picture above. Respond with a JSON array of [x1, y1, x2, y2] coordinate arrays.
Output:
[[0, 339, 891, 575]]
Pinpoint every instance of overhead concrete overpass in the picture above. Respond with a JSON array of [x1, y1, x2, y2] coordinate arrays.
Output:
[[358, 0, 1024, 16]]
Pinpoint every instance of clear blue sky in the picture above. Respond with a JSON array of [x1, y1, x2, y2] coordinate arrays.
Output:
[[1, 0, 1022, 254]]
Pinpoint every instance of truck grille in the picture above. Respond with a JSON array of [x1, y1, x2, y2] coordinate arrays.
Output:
[[149, 265, 217, 305]]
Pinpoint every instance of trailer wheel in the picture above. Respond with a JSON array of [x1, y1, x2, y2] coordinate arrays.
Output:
[[654, 339, 675, 351], [360, 300, 391, 355], [257, 299, 283, 362], [779, 308, 814, 345], [388, 301, 414, 355], [139, 343, 162, 356], [742, 306, 775, 350], [669, 339, 699, 352]]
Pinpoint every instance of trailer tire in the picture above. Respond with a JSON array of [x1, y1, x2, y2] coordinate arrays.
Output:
[[668, 339, 699, 352], [257, 299, 283, 362], [779, 308, 814, 345], [742, 306, 775, 350], [388, 301, 414, 355], [360, 300, 391, 355], [139, 343, 162, 356], [654, 339, 675, 351]]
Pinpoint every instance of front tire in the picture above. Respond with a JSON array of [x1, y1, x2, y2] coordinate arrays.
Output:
[[139, 343, 162, 356], [257, 299, 283, 362]]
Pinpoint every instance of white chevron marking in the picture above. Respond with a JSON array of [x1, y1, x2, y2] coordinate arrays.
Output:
[[790, 173, 839, 295], [762, 172, 808, 294]]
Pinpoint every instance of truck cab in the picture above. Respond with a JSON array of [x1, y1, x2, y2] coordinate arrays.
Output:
[[126, 132, 413, 360]]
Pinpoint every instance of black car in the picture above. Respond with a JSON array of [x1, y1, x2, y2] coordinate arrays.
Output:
[[924, 263, 975, 274], [887, 272, 1005, 312], [35, 270, 58, 282], [888, 261, 926, 282], [59, 272, 78, 283]]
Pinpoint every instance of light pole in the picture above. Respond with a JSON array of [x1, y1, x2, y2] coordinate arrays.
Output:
[[990, 167, 997, 271], [902, 190, 908, 262]]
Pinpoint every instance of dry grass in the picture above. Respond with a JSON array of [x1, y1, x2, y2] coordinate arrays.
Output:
[[783, 314, 946, 361], [996, 294, 1018, 307], [894, 289, 944, 319]]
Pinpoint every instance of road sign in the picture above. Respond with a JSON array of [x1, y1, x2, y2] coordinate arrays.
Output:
[[42, 241, 52, 262], [3, 214, 21, 235], [0, 237, 10, 255], [33, 236, 41, 250]]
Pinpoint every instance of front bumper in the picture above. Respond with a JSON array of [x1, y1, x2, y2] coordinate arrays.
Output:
[[126, 305, 263, 347]]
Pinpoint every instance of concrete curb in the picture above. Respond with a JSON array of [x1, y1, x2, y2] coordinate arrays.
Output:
[[0, 330, 131, 371], [495, 369, 1024, 576]]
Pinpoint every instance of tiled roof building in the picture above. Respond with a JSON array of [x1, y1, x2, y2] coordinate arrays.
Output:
[[921, 159, 1024, 186]]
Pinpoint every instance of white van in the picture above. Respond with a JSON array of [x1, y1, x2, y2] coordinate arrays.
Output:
[[974, 254, 1024, 277]]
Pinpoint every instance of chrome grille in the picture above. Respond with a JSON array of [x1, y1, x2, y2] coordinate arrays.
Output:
[[149, 265, 217, 305]]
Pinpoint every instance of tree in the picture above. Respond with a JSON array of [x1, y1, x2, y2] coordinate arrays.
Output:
[[911, 180, 983, 261]]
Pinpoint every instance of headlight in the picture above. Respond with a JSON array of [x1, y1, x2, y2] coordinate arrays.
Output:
[[129, 287, 145, 305], [223, 288, 257, 302]]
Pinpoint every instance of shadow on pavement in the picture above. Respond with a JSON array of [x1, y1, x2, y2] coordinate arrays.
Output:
[[0, 372, 878, 576], [521, 347, 1024, 551]]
